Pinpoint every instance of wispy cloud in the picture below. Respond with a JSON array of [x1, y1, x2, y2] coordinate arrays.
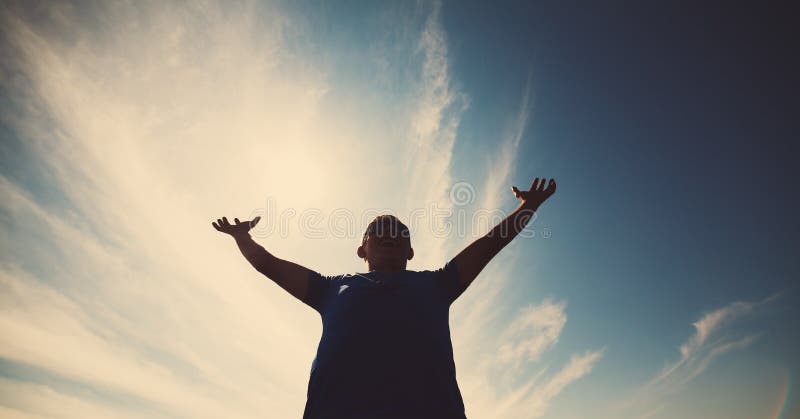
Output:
[[433, 37, 599, 419], [0, 376, 164, 419], [448, 81, 533, 355], [497, 299, 567, 365], [0, 1, 471, 417], [653, 295, 775, 389], [457, 298, 603, 419], [481, 73, 533, 213], [1, 2, 597, 418], [624, 295, 777, 417], [400, 0, 469, 269], [516, 349, 605, 418]]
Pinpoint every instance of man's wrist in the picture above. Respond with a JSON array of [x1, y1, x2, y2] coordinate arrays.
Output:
[[521, 200, 541, 212], [232, 231, 252, 241]]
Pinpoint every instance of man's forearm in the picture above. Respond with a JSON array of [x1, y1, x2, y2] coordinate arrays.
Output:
[[214, 216, 313, 304], [449, 178, 555, 297], [482, 201, 539, 254], [451, 201, 539, 289]]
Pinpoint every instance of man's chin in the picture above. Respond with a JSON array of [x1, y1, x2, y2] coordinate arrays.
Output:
[[369, 254, 406, 264]]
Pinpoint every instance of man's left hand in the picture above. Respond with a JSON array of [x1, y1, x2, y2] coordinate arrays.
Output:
[[511, 178, 557, 209]]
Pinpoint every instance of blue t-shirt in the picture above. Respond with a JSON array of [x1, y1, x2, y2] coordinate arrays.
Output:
[[301, 261, 468, 419]]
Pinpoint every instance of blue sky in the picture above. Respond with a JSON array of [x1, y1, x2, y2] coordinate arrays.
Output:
[[1, 1, 797, 418]]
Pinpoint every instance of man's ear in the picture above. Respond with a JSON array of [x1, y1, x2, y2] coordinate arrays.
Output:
[[357, 245, 366, 259], [407, 247, 414, 261]]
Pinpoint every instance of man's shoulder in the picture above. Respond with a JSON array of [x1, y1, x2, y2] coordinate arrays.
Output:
[[317, 267, 449, 284]]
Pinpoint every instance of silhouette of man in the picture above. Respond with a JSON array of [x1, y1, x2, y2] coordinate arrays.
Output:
[[213, 178, 557, 418]]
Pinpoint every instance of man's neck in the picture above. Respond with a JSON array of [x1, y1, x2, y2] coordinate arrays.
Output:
[[367, 262, 407, 273]]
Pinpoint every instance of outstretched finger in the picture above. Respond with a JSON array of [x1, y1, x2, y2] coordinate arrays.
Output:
[[547, 179, 557, 194], [222, 217, 230, 227], [511, 186, 521, 198], [234, 218, 240, 224], [530, 178, 539, 191], [251, 216, 261, 227], [212, 221, 221, 231]]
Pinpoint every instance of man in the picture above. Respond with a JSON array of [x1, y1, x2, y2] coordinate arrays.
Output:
[[213, 178, 557, 418]]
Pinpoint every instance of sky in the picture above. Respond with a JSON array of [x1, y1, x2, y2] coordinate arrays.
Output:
[[0, 1, 797, 418]]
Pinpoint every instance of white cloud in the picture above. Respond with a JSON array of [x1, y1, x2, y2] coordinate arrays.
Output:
[[458, 298, 603, 419], [623, 296, 777, 418], [0, 2, 599, 419], [481, 74, 532, 213], [497, 299, 567, 365], [0, 1, 474, 417], [518, 349, 605, 418], [679, 300, 756, 362], [399, 0, 469, 269], [0, 377, 164, 419], [448, 68, 534, 358], [653, 296, 774, 388], [424, 27, 598, 419]]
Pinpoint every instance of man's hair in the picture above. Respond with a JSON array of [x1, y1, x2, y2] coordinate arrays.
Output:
[[361, 214, 410, 247]]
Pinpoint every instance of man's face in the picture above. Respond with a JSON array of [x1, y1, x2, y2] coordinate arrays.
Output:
[[360, 218, 413, 265]]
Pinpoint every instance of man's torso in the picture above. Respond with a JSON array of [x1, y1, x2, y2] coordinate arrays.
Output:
[[302, 266, 466, 419]]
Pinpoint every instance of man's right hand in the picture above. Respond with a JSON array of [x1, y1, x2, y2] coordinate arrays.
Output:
[[212, 216, 261, 238]]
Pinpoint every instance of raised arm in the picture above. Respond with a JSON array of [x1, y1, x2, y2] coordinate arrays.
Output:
[[451, 178, 556, 294], [213, 216, 314, 304]]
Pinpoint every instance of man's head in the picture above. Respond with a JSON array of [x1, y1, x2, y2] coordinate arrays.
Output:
[[357, 214, 414, 271]]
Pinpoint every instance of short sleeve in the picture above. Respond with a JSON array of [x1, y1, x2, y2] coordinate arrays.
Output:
[[434, 260, 467, 305], [304, 270, 335, 314]]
